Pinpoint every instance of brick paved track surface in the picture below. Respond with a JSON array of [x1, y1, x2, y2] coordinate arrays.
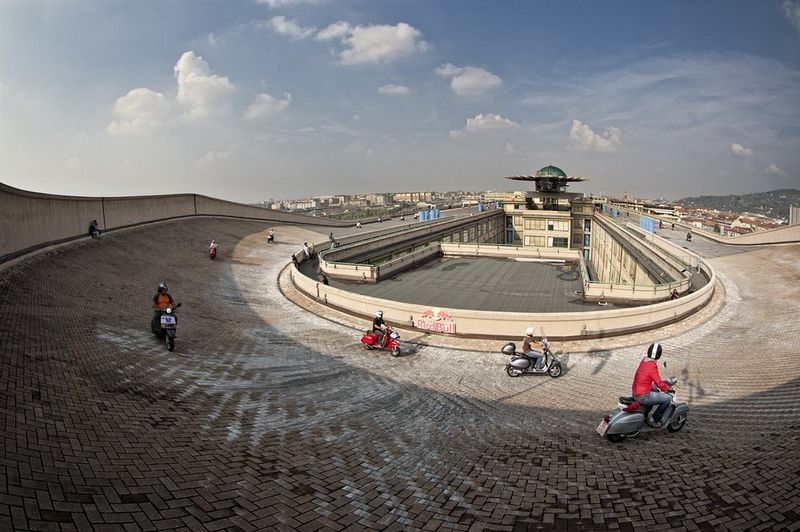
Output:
[[1, 218, 799, 531]]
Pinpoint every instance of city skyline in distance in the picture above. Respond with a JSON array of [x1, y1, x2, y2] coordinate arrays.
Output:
[[1, 0, 799, 203]]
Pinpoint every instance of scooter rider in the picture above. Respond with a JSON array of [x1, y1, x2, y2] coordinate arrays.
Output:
[[151, 282, 174, 333], [209, 239, 218, 253], [373, 310, 388, 347], [522, 327, 544, 370], [632, 343, 673, 428]]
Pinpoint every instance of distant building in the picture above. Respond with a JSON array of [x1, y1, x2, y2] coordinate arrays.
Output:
[[790, 204, 800, 226], [393, 192, 433, 203], [365, 193, 390, 205]]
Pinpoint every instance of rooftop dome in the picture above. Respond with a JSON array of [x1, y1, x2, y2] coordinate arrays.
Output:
[[534, 165, 567, 178]]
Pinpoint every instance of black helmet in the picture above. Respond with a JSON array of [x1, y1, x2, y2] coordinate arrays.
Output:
[[158, 282, 168, 293], [646, 343, 663, 360]]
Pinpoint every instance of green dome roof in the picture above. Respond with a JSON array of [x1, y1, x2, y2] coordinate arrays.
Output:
[[534, 165, 567, 178]]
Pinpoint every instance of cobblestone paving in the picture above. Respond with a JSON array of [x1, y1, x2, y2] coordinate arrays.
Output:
[[1, 218, 799, 531]]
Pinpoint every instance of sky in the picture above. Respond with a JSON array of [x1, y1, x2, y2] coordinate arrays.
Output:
[[1, 0, 800, 203]]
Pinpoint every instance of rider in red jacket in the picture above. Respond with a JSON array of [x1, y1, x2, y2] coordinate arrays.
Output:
[[632, 343, 672, 427]]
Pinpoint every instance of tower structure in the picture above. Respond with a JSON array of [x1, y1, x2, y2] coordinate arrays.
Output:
[[487, 165, 595, 259]]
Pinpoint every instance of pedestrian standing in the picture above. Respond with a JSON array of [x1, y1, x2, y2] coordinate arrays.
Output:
[[291, 255, 299, 269], [302, 243, 310, 259], [329, 232, 335, 249]]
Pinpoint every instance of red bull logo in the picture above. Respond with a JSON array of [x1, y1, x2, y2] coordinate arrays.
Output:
[[417, 308, 456, 334]]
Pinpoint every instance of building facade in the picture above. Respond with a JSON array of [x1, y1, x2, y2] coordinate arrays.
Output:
[[487, 166, 594, 259]]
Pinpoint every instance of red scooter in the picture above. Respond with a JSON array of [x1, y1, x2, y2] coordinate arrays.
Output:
[[361, 327, 401, 357], [209, 243, 218, 260]]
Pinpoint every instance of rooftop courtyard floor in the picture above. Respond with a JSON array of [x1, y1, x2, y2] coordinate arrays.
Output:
[[312, 256, 638, 312]]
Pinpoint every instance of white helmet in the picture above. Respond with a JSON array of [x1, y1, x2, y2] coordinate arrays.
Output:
[[376, 310, 383, 318], [525, 326, 535, 337]]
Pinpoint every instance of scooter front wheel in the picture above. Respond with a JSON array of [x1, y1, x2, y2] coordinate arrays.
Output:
[[548, 362, 563, 378], [667, 413, 687, 432], [390, 346, 401, 357], [506, 365, 523, 377]]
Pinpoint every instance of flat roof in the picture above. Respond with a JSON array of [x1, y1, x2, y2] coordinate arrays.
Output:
[[312, 256, 640, 312]]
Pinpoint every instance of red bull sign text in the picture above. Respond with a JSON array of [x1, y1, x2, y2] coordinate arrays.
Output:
[[416, 308, 457, 334]]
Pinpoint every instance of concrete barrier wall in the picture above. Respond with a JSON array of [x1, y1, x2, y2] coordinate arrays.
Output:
[[0, 182, 350, 262], [1, 184, 105, 261], [441, 243, 579, 261], [291, 247, 717, 339]]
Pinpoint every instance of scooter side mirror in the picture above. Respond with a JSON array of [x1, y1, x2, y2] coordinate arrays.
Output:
[[175, 303, 182, 308], [663, 361, 667, 368]]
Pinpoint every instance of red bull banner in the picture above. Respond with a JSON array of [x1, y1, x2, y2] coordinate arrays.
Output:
[[416, 309, 457, 334]]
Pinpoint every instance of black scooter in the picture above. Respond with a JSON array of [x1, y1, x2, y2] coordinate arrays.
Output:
[[151, 303, 181, 352]]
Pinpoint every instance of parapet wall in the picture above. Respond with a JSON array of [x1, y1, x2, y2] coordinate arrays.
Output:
[[0, 182, 349, 263]]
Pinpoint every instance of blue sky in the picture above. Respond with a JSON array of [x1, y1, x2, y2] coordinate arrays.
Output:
[[1, 0, 799, 202]]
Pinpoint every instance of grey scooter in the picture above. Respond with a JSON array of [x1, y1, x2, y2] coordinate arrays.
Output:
[[502, 335, 563, 378], [596, 376, 688, 443]]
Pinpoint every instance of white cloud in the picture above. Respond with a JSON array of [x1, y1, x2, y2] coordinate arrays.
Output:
[[783, 0, 800, 31], [107, 88, 171, 135], [435, 63, 503, 96], [245, 92, 292, 119], [174, 51, 236, 118], [267, 16, 315, 40], [378, 84, 409, 95], [334, 22, 428, 64], [449, 113, 519, 138], [766, 163, 787, 176], [570, 119, 621, 152], [196, 150, 233, 168], [731, 143, 754, 157], [207, 33, 220, 47], [316, 21, 352, 41]]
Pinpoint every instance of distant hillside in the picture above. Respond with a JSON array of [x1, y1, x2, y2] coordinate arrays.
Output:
[[675, 189, 800, 220]]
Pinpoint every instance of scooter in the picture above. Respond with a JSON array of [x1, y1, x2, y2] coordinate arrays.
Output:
[[361, 327, 401, 357], [686, 233, 692, 242], [502, 335, 563, 378], [151, 303, 181, 352], [209, 246, 217, 260], [596, 376, 688, 443]]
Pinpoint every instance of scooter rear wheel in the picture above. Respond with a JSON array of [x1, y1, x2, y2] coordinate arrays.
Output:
[[606, 433, 626, 443], [363, 344, 374, 350], [506, 366, 523, 377], [167, 336, 175, 352]]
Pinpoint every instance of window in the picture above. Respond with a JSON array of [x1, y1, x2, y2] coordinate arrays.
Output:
[[548, 237, 569, 248], [547, 220, 569, 231], [525, 235, 545, 247], [524, 218, 546, 230], [584, 219, 592, 232]]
